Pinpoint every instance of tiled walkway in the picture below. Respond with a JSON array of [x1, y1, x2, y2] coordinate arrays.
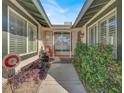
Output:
[[37, 62, 87, 93]]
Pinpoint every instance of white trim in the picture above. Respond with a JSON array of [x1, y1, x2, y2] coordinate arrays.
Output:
[[8, 6, 10, 54], [19, 51, 37, 56], [88, 23, 98, 46], [107, 18, 109, 44], [27, 21, 37, 53], [96, 23, 99, 43], [94, 25, 97, 44], [8, 7, 38, 56], [27, 22, 29, 53], [115, 7, 118, 58]]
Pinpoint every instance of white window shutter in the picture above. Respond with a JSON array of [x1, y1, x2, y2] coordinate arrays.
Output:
[[108, 16, 117, 58], [109, 16, 116, 45], [9, 10, 27, 54], [100, 21, 107, 45]]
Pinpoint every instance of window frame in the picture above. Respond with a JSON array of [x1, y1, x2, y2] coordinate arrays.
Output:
[[27, 21, 37, 53], [88, 23, 98, 46], [8, 7, 38, 56], [98, 9, 117, 47], [87, 8, 117, 58], [99, 19, 108, 44]]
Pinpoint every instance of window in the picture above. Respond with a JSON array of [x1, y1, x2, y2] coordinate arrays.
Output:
[[88, 10, 117, 58], [99, 14, 117, 46], [100, 20, 107, 45], [9, 8, 37, 55], [108, 15, 117, 58], [28, 23, 37, 52], [99, 12, 117, 58], [88, 25, 97, 46], [9, 9, 27, 54], [108, 16, 116, 46]]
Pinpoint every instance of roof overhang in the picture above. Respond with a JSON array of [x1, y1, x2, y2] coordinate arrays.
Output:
[[16, 0, 51, 27], [73, 0, 110, 28]]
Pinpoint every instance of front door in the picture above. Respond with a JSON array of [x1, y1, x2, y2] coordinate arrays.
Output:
[[54, 32, 71, 56]]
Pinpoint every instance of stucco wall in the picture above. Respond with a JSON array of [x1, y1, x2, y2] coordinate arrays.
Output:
[[71, 31, 78, 55]]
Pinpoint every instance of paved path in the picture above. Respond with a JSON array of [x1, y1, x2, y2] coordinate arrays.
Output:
[[37, 62, 87, 93]]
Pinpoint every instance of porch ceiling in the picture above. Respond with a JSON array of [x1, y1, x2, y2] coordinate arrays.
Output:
[[16, 0, 50, 27], [74, 0, 110, 27]]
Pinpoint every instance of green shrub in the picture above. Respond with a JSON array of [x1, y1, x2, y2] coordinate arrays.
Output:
[[74, 42, 122, 93]]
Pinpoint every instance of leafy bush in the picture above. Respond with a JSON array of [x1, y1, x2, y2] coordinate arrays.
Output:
[[74, 41, 122, 93]]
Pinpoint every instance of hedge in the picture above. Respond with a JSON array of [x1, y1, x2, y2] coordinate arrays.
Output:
[[73, 41, 122, 93]]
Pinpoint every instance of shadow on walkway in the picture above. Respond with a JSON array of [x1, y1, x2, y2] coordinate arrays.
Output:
[[48, 61, 87, 93]]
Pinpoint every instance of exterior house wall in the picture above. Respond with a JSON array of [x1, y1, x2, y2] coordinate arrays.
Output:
[[81, 26, 86, 43], [71, 25, 87, 56], [71, 27, 86, 56], [71, 28, 81, 56], [2, 0, 45, 74], [42, 30, 54, 56], [71, 30, 78, 55], [38, 27, 44, 53]]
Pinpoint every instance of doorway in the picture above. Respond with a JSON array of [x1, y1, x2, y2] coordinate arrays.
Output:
[[54, 32, 71, 56]]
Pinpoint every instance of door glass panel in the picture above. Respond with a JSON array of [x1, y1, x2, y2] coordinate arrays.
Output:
[[54, 32, 71, 55]]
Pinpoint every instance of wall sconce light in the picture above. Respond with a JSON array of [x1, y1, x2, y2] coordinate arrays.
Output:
[[80, 33, 84, 38]]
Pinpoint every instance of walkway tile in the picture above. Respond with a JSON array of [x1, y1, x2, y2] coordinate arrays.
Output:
[[37, 63, 87, 93]]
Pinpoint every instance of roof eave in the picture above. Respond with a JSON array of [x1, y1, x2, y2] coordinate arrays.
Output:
[[32, 0, 52, 27], [72, 0, 94, 28]]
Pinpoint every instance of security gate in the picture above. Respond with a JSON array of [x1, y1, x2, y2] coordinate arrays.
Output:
[[54, 32, 71, 56]]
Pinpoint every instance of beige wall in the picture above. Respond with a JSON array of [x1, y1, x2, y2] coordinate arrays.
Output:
[[41, 29, 54, 56], [71, 27, 87, 55], [38, 26, 45, 54], [71, 30, 78, 55], [80, 26, 87, 43], [71, 28, 81, 55]]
